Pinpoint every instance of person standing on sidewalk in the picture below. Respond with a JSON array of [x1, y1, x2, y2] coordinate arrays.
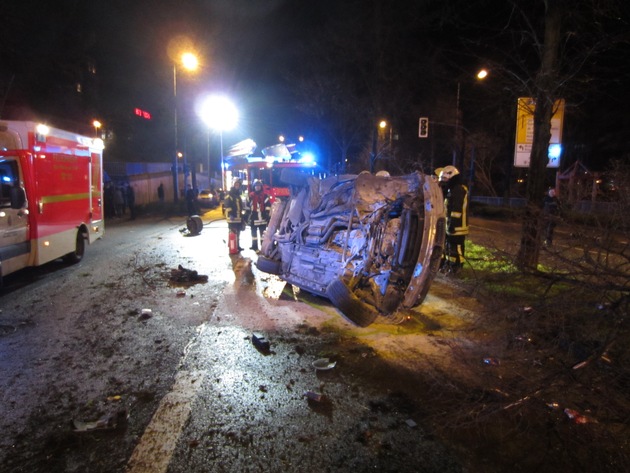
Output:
[[542, 188, 561, 246], [436, 165, 469, 273], [126, 183, 136, 220], [114, 184, 125, 218], [223, 178, 245, 252], [247, 179, 271, 251], [185, 184, 199, 217], [157, 182, 165, 204]]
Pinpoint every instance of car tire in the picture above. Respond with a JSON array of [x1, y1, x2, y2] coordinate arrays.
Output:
[[326, 278, 378, 327], [412, 245, 444, 306], [256, 255, 282, 275], [186, 215, 203, 235]]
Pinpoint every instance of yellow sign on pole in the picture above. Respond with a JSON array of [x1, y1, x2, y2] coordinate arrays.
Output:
[[514, 97, 565, 168]]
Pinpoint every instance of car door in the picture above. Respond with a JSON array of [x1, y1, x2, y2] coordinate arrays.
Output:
[[0, 157, 30, 276]]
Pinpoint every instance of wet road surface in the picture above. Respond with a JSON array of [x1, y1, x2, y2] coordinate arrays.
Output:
[[0, 209, 468, 473]]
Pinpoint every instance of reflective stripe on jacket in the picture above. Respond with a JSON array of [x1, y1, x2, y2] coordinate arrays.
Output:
[[224, 192, 243, 224], [248, 191, 271, 226], [445, 184, 469, 236]]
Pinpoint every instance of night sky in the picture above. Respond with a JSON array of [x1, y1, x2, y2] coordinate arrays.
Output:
[[2, 1, 629, 173], [1, 0, 331, 154]]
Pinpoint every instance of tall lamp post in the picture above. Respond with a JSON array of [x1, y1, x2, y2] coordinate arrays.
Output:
[[370, 120, 388, 173], [453, 68, 488, 169], [198, 95, 239, 190], [92, 120, 102, 138], [172, 52, 198, 203], [206, 127, 211, 188]]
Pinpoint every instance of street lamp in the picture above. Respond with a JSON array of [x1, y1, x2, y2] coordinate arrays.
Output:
[[370, 120, 389, 173], [198, 95, 239, 190], [453, 69, 488, 168], [92, 120, 102, 138], [172, 52, 199, 203], [379, 120, 393, 147]]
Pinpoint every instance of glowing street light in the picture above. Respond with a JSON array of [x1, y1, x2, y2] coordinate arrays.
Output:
[[370, 119, 390, 173], [181, 52, 198, 71], [172, 51, 199, 202], [453, 69, 489, 167], [198, 95, 239, 190], [92, 120, 102, 137]]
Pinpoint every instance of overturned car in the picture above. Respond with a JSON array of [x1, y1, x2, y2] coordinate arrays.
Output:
[[256, 170, 446, 327]]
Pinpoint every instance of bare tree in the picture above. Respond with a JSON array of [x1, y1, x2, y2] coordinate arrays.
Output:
[[464, 131, 504, 197], [468, 0, 629, 268], [290, 0, 449, 173], [515, 2, 564, 268]]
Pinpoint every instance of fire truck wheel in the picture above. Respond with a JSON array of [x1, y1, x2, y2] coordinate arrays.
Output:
[[63, 231, 86, 264]]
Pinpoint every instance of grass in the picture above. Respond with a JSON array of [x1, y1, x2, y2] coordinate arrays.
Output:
[[427, 237, 630, 472]]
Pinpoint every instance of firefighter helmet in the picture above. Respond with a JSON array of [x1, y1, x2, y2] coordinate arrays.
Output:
[[232, 177, 242, 187], [253, 179, 263, 188], [436, 165, 460, 182]]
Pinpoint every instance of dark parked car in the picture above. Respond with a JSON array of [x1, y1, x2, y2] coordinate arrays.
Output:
[[197, 189, 218, 208], [255, 170, 445, 327]]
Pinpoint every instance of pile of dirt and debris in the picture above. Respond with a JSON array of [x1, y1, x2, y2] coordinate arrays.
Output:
[[169, 265, 208, 285]]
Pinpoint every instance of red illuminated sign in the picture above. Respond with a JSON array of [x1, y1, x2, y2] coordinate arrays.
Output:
[[134, 108, 152, 120]]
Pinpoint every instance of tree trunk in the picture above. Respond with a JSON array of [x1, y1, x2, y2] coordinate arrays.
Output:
[[516, 0, 563, 269]]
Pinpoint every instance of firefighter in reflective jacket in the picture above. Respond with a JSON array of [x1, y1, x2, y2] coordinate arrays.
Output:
[[247, 179, 271, 251], [224, 178, 245, 252], [436, 165, 469, 273]]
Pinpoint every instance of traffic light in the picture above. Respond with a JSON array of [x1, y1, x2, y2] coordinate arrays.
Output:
[[419, 117, 429, 138]]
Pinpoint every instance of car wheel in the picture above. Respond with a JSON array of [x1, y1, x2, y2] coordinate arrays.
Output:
[[412, 244, 444, 306], [326, 278, 378, 327], [186, 215, 203, 235], [256, 255, 282, 275]]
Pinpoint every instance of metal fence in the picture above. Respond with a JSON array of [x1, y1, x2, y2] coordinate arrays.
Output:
[[471, 196, 619, 214]]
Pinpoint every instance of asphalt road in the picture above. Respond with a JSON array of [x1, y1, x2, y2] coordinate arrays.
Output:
[[3, 207, 625, 472], [0, 209, 469, 473]]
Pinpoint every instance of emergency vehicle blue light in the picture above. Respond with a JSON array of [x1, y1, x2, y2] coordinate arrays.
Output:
[[299, 152, 316, 165], [2, 176, 12, 182]]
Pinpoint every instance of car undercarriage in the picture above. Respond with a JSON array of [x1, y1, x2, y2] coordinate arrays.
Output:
[[256, 170, 445, 327]]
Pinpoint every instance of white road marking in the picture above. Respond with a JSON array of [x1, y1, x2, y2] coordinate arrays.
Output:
[[126, 370, 205, 473]]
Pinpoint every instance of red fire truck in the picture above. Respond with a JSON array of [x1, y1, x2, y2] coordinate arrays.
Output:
[[0, 120, 104, 279], [225, 157, 323, 200], [224, 142, 325, 200]]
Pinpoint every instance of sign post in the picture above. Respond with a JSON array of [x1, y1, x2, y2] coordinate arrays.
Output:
[[514, 97, 565, 168]]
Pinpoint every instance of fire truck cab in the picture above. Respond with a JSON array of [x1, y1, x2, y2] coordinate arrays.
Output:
[[224, 141, 325, 200], [0, 120, 104, 279]]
